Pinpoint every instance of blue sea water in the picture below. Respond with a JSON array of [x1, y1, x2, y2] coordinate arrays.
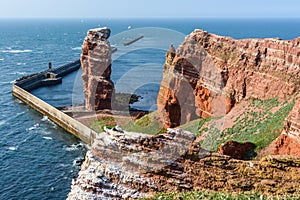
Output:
[[0, 18, 300, 199]]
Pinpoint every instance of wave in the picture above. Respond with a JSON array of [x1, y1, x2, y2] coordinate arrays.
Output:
[[41, 116, 48, 121], [26, 123, 39, 131], [8, 146, 18, 151], [43, 136, 53, 140], [71, 47, 81, 51], [72, 156, 84, 167], [0, 120, 6, 126], [0, 58, 4, 61], [63, 142, 85, 152], [8, 72, 27, 75], [1, 111, 26, 125], [1, 49, 32, 53]]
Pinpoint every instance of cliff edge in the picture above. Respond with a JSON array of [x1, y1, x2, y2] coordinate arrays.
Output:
[[158, 30, 300, 128], [157, 29, 300, 157]]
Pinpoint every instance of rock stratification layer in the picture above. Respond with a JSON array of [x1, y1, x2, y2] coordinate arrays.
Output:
[[157, 30, 300, 128], [67, 128, 300, 199], [81, 27, 114, 111], [273, 95, 300, 157]]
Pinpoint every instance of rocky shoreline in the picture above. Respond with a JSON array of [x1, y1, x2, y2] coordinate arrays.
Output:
[[67, 128, 300, 199]]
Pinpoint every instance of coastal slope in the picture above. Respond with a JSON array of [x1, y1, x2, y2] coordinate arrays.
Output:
[[157, 29, 300, 156]]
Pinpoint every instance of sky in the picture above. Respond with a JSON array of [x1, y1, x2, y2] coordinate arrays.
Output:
[[0, 0, 299, 19]]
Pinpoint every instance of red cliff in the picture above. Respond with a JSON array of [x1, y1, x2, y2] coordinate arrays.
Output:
[[81, 27, 114, 111], [158, 30, 300, 128], [272, 96, 300, 157]]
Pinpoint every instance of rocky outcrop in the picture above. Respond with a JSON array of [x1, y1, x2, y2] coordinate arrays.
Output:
[[68, 128, 300, 199], [157, 30, 300, 128], [81, 27, 114, 111], [218, 141, 256, 160], [272, 96, 300, 157]]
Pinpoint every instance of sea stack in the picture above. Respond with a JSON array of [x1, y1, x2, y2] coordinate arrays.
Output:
[[81, 27, 114, 110]]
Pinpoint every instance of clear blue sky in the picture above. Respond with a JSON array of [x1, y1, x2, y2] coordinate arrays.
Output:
[[0, 0, 299, 18]]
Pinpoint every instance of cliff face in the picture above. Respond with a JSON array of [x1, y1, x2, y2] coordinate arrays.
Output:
[[157, 30, 300, 128], [81, 27, 114, 111], [67, 128, 300, 199], [272, 96, 300, 157]]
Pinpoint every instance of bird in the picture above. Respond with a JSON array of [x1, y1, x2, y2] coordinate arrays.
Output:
[[113, 125, 124, 133]]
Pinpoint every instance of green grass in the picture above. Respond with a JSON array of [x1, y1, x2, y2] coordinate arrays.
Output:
[[89, 116, 116, 132], [89, 111, 166, 135], [89, 97, 295, 153], [122, 112, 167, 135], [182, 97, 295, 152], [146, 190, 300, 200]]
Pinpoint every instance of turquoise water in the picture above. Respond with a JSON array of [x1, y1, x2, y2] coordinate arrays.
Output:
[[0, 18, 300, 199]]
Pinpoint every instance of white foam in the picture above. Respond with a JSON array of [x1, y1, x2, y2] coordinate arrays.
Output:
[[43, 136, 53, 140], [8, 72, 27, 75], [16, 62, 26, 66], [8, 146, 17, 151], [0, 58, 4, 61], [71, 47, 81, 51], [26, 123, 39, 131], [41, 116, 48, 121], [0, 120, 6, 126], [2, 49, 32, 53], [64, 142, 85, 152], [72, 156, 84, 166]]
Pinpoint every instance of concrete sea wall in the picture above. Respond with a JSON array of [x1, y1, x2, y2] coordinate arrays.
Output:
[[15, 60, 80, 91], [12, 60, 97, 145]]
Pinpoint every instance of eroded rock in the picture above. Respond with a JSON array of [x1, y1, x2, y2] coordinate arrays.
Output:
[[81, 27, 114, 111], [218, 141, 256, 160], [68, 128, 300, 199], [157, 30, 300, 128]]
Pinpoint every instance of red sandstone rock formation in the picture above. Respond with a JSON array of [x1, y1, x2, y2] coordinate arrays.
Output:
[[67, 128, 300, 199], [157, 30, 300, 128], [218, 140, 256, 160], [272, 96, 300, 157], [81, 27, 114, 111]]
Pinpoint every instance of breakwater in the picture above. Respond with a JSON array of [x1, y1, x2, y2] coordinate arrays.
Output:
[[15, 60, 80, 91], [123, 35, 144, 46], [12, 60, 98, 145]]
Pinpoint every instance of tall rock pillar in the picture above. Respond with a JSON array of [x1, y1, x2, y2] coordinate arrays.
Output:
[[81, 27, 114, 111]]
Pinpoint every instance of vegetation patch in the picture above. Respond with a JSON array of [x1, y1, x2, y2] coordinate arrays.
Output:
[[146, 190, 300, 200], [122, 111, 167, 135], [89, 111, 166, 135], [183, 97, 295, 152], [89, 116, 117, 132]]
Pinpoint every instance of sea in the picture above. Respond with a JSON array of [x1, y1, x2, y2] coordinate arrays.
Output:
[[0, 18, 300, 199]]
